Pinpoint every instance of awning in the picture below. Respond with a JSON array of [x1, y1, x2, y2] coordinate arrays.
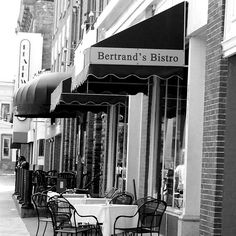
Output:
[[11, 131, 27, 149], [51, 78, 128, 115], [13, 72, 72, 118], [72, 1, 187, 95]]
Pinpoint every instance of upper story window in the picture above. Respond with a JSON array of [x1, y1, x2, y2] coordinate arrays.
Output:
[[1, 103, 10, 122]]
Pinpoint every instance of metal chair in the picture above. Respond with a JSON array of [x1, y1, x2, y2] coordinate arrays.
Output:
[[47, 197, 101, 235], [134, 196, 156, 207], [113, 198, 167, 236], [46, 170, 58, 187], [31, 192, 52, 236], [110, 191, 134, 205], [58, 172, 76, 189], [32, 170, 48, 193]]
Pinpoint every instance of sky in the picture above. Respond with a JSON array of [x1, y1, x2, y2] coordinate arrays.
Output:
[[0, 0, 21, 82]]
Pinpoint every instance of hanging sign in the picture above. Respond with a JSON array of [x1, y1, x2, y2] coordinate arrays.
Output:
[[89, 47, 185, 67]]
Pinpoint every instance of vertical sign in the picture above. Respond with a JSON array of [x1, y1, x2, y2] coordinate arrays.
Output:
[[18, 39, 30, 88]]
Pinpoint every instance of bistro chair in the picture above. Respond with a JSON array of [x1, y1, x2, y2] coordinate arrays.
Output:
[[110, 191, 134, 205], [58, 172, 76, 189], [113, 198, 167, 236], [47, 197, 101, 235], [134, 196, 156, 207], [46, 170, 58, 187], [31, 192, 52, 236], [47, 170, 58, 176], [32, 170, 48, 193]]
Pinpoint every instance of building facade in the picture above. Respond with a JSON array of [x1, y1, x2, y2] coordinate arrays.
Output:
[[0, 81, 15, 171], [12, 0, 236, 235], [13, 0, 54, 168]]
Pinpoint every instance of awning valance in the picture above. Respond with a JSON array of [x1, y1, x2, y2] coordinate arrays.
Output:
[[11, 131, 28, 149], [72, 1, 187, 95], [13, 72, 72, 118], [51, 78, 128, 115]]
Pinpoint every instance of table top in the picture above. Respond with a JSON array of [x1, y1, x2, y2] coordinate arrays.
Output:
[[63, 193, 88, 198], [67, 197, 109, 205], [47, 191, 88, 199]]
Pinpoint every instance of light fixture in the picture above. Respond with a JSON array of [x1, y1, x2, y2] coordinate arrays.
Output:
[[81, 22, 95, 30], [81, 23, 86, 30], [61, 61, 73, 66], [88, 10, 102, 18], [62, 47, 75, 52]]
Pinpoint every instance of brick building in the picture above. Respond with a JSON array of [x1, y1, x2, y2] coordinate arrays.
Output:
[[17, 0, 54, 69]]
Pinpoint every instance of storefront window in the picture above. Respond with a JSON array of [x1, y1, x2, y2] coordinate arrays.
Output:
[[160, 76, 187, 209]]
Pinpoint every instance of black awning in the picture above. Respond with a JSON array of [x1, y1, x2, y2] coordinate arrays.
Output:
[[51, 78, 128, 115], [13, 72, 72, 118], [11, 131, 27, 149], [72, 1, 187, 95]]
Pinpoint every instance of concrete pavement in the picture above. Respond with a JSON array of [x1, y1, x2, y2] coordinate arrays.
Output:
[[0, 173, 30, 236], [0, 172, 53, 236]]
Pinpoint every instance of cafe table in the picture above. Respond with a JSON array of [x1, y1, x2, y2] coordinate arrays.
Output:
[[47, 191, 88, 200], [72, 203, 138, 236], [66, 197, 109, 205]]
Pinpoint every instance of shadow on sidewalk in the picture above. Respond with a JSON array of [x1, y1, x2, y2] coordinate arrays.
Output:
[[22, 217, 54, 236]]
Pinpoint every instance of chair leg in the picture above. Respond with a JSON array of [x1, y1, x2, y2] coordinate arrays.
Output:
[[36, 220, 40, 236], [42, 221, 48, 236]]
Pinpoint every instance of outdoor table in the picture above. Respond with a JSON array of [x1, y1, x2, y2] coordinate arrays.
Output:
[[66, 197, 109, 205], [72, 203, 138, 236], [47, 191, 60, 200], [62, 193, 88, 198], [47, 191, 88, 200]]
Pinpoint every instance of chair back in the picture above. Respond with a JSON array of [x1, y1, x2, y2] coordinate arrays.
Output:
[[134, 196, 156, 207], [47, 197, 73, 231], [31, 192, 49, 217], [33, 170, 47, 193], [110, 191, 134, 205], [104, 187, 118, 198], [47, 170, 57, 176], [48, 196, 101, 235], [58, 172, 76, 189], [137, 199, 167, 233], [46, 170, 58, 187]]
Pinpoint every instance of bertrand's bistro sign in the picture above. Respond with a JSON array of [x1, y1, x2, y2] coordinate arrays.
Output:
[[87, 47, 185, 67]]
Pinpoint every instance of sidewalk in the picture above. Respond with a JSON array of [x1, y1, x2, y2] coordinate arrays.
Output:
[[0, 174, 30, 236], [0, 173, 54, 235]]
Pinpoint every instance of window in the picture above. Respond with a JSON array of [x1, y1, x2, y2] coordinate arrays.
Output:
[[1, 103, 10, 121], [38, 139, 45, 156], [159, 76, 187, 209], [2, 135, 11, 159]]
